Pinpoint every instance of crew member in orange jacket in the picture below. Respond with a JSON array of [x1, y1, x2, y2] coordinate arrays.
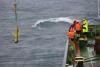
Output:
[[73, 21, 81, 56], [67, 25, 76, 51], [67, 21, 81, 57]]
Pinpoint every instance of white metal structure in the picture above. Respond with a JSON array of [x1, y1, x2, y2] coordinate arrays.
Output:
[[98, 0, 100, 17], [62, 38, 69, 67]]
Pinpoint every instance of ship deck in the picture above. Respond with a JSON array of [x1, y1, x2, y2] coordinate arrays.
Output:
[[63, 24, 100, 67]]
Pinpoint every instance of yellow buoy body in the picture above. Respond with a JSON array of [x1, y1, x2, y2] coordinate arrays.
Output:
[[12, 25, 19, 43]]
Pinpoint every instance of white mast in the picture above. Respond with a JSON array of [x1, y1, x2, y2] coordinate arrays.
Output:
[[98, 0, 100, 17]]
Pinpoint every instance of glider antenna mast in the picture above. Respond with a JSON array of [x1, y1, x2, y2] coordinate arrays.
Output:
[[12, 0, 20, 43]]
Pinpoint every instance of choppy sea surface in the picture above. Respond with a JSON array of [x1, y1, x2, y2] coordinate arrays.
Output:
[[0, 0, 100, 67]]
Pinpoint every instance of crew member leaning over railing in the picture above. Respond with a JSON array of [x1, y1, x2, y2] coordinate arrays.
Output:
[[67, 20, 82, 57]]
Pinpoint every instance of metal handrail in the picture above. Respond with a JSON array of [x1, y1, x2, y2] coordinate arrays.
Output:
[[62, 37, 69, 67]]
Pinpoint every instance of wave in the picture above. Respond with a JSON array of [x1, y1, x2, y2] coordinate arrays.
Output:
[[32, 17, 75, 28]]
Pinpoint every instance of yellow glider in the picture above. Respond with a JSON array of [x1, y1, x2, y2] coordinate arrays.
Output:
[[12, 25, 19, 43]]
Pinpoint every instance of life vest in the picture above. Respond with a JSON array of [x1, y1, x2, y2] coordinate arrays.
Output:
[[82, 19, 88, 32], [67, 31, 75, 39], [75, 22, 81, 31]]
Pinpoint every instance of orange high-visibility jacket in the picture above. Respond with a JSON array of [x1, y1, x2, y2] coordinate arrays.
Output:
[[75, 22, 81, 31], [67, 31, 75, 39]]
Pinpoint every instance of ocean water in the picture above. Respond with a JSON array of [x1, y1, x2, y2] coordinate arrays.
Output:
[[0, 0, 99, 67]]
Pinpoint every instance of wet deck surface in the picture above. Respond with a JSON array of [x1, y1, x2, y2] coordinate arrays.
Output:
[[83, 36, 100, 67]]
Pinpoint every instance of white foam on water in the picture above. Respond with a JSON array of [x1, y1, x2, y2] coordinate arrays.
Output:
[[32, 17, 75, 28]]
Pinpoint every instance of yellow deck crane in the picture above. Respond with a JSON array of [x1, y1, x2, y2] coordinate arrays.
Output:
[[12, 0, 20, 43]]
